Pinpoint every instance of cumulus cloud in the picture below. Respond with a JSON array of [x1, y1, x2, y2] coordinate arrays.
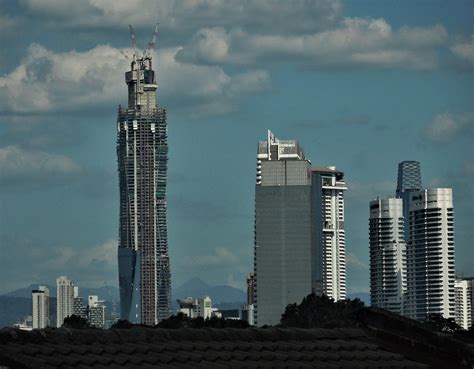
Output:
[[0, 145, 82, 187], [0, 236, 118, 292], [0, 43, 269, 115], [176, 19, 447, 70], [425, 112, 474, 142], [18, 0, 343, 35], [450, 41, 474, 69], [180, 247, 240, 268]]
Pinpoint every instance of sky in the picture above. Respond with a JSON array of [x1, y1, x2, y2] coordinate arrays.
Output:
[[0, 0, 473, 295]]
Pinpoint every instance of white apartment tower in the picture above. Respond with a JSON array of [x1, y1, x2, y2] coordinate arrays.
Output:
[[311, 167, 347, 301], [56, 276, 75, 327], [454, 278, 473, 330], [32, 286, 49, 329], [369, 198, 406, 314], [405, 188, 455, 320]]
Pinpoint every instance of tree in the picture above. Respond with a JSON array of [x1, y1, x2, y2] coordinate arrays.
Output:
[[156, 313, 250, 329], [280, 293, 365, 328], [62, 314, 90, 329], [422, 314, 461, 333], [111, 319, 134, 329]]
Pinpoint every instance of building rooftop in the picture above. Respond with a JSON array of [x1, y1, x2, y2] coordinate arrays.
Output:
[[0, 326, 430, 369]]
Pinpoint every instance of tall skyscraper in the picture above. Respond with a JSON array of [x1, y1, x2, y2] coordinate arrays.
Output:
[[311, 166, 347, 301], [254, 130, 312, 326], [396, 161, 422, 240], [32, 286, 49, 329], [404, 188, 455, 321], [56, 276, 75, 327], [369, 198, 406, 314], [117, 45, 171, 324]]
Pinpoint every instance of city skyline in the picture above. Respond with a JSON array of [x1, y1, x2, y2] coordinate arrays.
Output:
[[0, 1, 473, 298]]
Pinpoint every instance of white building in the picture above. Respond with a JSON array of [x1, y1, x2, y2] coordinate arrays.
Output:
[[176, 296, 213, 319], [88, 295, 106, 328], [56, 276, 75, 327], [32, 286, 49, 329], [311, 166, 347, 301], [369, 198, 406, 315], [454, 278, 473, 330], [405, 189, 455, 321]]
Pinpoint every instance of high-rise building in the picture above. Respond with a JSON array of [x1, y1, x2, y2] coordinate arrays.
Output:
[[404, 188, 455, 321], [117, 47, 171, 325], [254, 130, 312, 326], [454, 278, 473, 330], [32, 286, 49, 329], [396, 161, 422, 240], [56, 276, 75, 327], [369, 198, 406, 314], [88, 295, 106, 329], [73, 292, 87, 320], [311, 166, 347, 301]]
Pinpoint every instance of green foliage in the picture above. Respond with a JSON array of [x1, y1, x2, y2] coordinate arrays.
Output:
[[156, 313, 250, 329], [280, 293, 366, 328], [421, 314, 461, 333], [62, 314, 90, 329]]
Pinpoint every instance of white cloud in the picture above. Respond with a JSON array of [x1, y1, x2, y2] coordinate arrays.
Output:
[[179, 247, 240, 268], [0, 145, 81, 186], [0, 43, 269, 116], [44, 239, 116, 271], [18, 0, 343, 35], [450, 41, 474, 68], [426, 112, 474, 142], [177, 19, 447, 70], [346, 252, 368, 270]]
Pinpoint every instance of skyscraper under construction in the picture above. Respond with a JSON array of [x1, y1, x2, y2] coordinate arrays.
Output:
[[117, 29, 171, 325]]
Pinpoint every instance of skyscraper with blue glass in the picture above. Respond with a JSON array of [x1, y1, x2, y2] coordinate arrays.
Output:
[[396, 161, 422, 240], [117, 51, 171, 326]]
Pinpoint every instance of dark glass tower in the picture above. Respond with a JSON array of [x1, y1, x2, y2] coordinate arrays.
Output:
[[117, 53, 171, 325], [396, 161, 422, 240]]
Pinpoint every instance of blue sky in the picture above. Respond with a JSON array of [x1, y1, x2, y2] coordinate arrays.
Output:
[[0, 0, 472, 294]]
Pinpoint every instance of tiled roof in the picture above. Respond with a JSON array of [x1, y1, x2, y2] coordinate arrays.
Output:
[[0, 327, 427, 369]]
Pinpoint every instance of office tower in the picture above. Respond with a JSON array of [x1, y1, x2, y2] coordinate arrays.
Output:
[[396, 161, 422, 240], [454, 278, 473, 330], [32, 286, 49, 329], [117, 45, 171, 325], [311, 167, 347, 301], [56, 276, 75, 327], [405, 188, 455, 320], [369, 198, 406, 314], [88, 295, 106, 329], [254, 130, 312, 326]]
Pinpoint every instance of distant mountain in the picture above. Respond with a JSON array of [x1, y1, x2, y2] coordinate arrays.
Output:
[[0, 296, 31, 327], [347, 292, 370, 306], [171, 277, 246, 312], [3, 284, 51, 298]]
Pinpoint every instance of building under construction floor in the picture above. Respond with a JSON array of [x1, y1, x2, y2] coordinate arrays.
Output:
[[117, 26, 171, 325]]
